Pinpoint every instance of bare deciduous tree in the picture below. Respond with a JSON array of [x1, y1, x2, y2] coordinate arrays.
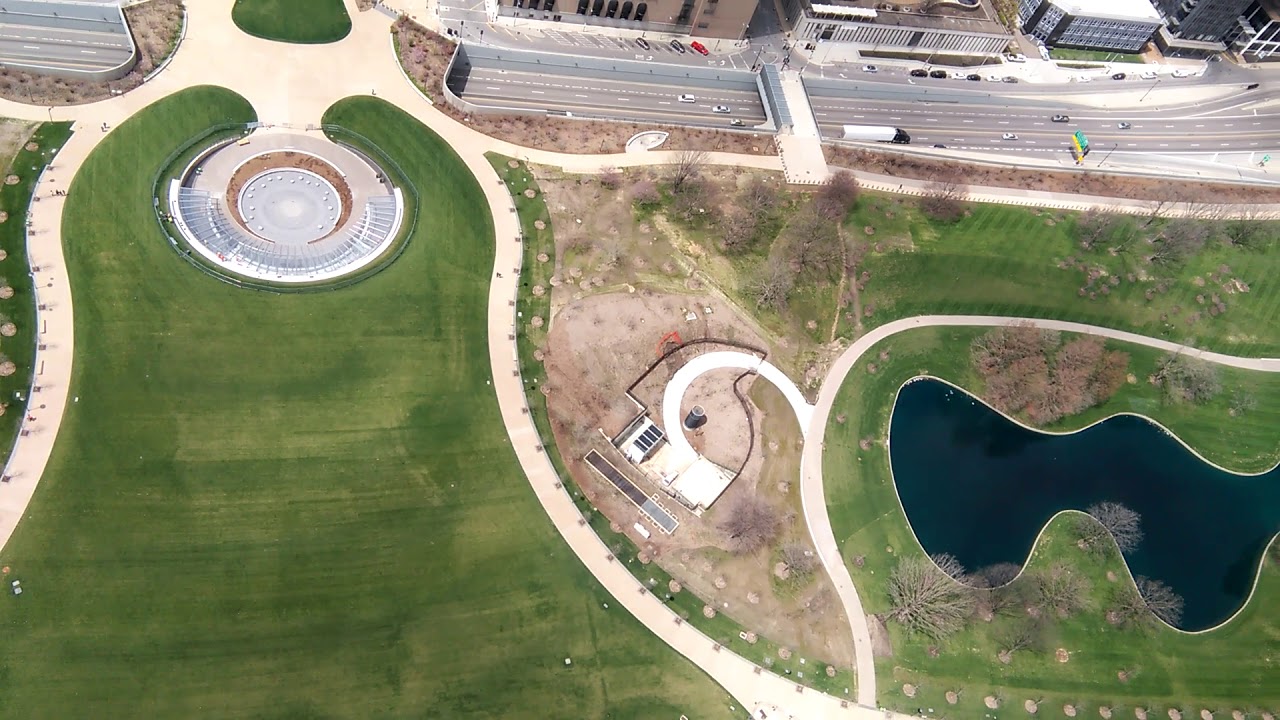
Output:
[[998, 617, 1050, 660], [720, 209, 760, 253], [1136, 576, 1184, 626], [669, 176, 716, 223], [598, 166, 622, 190], [669, 149, 708, 194], [716, 494, 783, 554], [1110, 576, 1184, 628], [1080, 501, 1144, 554], [1150, 219, 1210, 265], [1033, 564, 1090, 619], [973, 562, 1027, 617], [749, 257, 796, 311], [1076, 209, 1122, 251], [742, 174, 781, 221], [1153, 352, 1221, 404], [782, 203, 843, 279], [1223, 206, 1276, 250], [886, 555, 976, 639], [781, 541, 819, 578], [920, 175, 967, 222], [629, 180, 660, 206], [814, 170, 860, 221]]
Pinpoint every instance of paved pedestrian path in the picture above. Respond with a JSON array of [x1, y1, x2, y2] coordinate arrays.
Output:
[[0, 2, 1276, 716]]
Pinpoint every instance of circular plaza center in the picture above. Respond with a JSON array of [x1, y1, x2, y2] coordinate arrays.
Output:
[[237, 169, 342, 244]]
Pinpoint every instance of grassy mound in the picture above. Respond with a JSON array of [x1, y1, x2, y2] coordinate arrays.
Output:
[[231, 0, 352, 44]]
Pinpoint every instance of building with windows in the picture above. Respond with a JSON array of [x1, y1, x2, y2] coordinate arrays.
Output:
[[1017, 0, 1162, 51], [1230, 0, 1280, 60], [1151, 0, 1254, 56], [779, 0, 1012, 61], [493, 0, 757, 38]]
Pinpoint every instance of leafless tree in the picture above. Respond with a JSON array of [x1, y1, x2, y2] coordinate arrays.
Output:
[[1033, 564, 1090, 618], [1223, 206, 1276, 249], [1076, 209, 1122, 251], [1150, 219, 1210, 265], [669, 149, 708, 194], [1230, 391, 1257, 416], [1153, 352, 1221, 404], [782, 203, 843, 279], [920, 175, 967, 222], [1136, 576, 1184, 626], [716, 494, 783, 554], [886, 555, 976, 639], [1143, 198, 1173, 227], [598, 166, 622, 190], [742, 174, 782, 221], [720, 209, 760, 253], [781, 541, 819, 578], [669, 176, 715, 223], [1079, 501, 1143, 555], [973, 562, 1027, 616], [1111, 576, 1184, 628], [814, 170, 860, 221], [629, 180, 661, 206], [749, 256, 796, 311], [998, 617, 1050, 659]]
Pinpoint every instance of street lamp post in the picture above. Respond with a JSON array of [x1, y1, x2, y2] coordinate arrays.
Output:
[[1098, 142, 1119, 167], [1139, 78, 1160, 103]]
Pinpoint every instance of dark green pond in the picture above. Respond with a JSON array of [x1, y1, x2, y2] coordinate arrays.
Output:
[[888, 378, 1280, 630]]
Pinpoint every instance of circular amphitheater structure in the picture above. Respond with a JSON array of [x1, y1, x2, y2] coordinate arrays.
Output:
[[167, 130, 405, 284]]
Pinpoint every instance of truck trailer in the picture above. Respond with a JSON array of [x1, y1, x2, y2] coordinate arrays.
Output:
[[841, 125, 911, 144]]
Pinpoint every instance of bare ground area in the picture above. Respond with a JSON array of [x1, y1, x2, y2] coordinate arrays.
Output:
[[0, 0, 184, 106], [393, 18, 775, 156], [223, 152, 355, 240], [0, 121, 38, 176], [825, 144, 1280, 204], [542, 289, 855, 668]]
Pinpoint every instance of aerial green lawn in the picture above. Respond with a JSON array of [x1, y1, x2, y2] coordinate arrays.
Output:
[[231, 0, 351, 44], [822, 325, 1280, 713], [0, 87, 735, 718], [840, 195, 1280, 356]]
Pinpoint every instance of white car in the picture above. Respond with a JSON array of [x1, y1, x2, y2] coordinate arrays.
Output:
[[1002, 132, 1018, 140], [1139, 70, 1158, 79], [1074, 75, 1093, 83], [677, 94, 696, 103], [951, 71, 969, 79], [862, 64, 878, 73], [1172, 69, 1195, 78], [712, 104, 730, 114]]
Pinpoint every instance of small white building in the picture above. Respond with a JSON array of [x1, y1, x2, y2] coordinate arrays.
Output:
[[1019, 0, 1162, 51]]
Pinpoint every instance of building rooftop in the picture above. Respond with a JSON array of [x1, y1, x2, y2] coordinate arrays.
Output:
[[1056, 0, 1162, 22], [810, 0, 1009, 34]]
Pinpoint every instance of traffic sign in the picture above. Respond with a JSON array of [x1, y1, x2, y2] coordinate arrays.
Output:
[[1074, 130, 1090, 148]]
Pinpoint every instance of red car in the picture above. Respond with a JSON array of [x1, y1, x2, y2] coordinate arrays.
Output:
[[690, 41, 709, 56]]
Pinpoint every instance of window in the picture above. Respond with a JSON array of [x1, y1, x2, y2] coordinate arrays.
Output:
[[621, 0, 633, 18], [577, 0, 589, 13], [606, 0, 618, 16], [592, 0, 604, 15], [635, 1, 647, 20]]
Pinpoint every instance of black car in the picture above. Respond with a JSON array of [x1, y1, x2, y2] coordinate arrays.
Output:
[[932, 144, 947, 148], [1246, 82, 1260, 90], [1002, 76, 1019, 83], [1112, 72, 1127, 80], [670, 39, 685, 53], [966, 74, 981, 81], [910, 69, 928, 77], [929, 69, 948, 78], [637, 37, 650, 50]]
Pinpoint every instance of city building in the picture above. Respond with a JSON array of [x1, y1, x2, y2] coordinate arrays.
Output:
[[492, 0, 757, 38], [1231, 0, 1280, 60], [780, 0, 1012, 62], [1151, 0, 1254, 56], [1017, 0, 1162, 51]]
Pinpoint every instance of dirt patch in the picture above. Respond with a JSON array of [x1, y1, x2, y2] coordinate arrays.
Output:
[[867, 612, 893, 657], [222, 152, 354, 242], [0, 0, 184, 106], [825, 144, 1280, 204], [393, 18, 773, 156]]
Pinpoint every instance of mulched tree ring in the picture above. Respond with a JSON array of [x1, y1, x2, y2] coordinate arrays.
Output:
[[568, 267, 582, 278], [744, 631, 758, 644], [507, 159, 520, 169], [1101, 708, 1113, 719], [609, 521, 622, 533], [777, 647, 792, 660], [1135, 709, 1148, 720], [864, 226, 875, 235], [0, 212, 7, 223], [4, 175, 18, 186], [0, 287, 12, 299], [1201, 712, 1213, 720], [1169, 710, 1182, 720], [533, 349, 545, 362], [24, 142, 37, 152], [533, 220, 546, 230], [0, 362, 15, 377], [530, 316, 544, 328], [945, 691, 958, 705], [0, 250, 6, 261], [714, 576, 727, 589], [985, 697, 1000, 710], [536, 253, 549, 263], [548, 275, 561, 287], [523, 188, 536, 198], [0, 323, 16, 337], [637, 551, 651, 564], [667, 579, 682, 593], [1056, 648, 1070, 663], [590, 276, 604, 287], [702, 605, 716, 619], [825, 665, 836, 678], [1065, 706, 1077, 717], [531, 285, 546, 297], [1231, 713, 1244, 720], [902, 684, 917, 698], [747, 591, 760, 604], [539, 384, 552, 396], [1025, 700, 1039, 714]]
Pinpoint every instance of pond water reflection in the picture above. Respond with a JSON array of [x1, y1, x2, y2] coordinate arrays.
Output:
[[888, 378, 1280, 630]]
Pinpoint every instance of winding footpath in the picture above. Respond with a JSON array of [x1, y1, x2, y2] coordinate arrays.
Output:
[[0, 2, 1278, 717]]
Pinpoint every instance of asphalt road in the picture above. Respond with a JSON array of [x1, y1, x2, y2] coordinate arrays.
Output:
[[0, 0, 133, 73], [452, 67, 769, 127]]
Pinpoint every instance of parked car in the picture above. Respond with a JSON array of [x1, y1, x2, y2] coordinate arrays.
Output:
[[862, 64, 878, 73], [1112, 72, 1127, 80], [670, 39, 686, 53], [910, 68, 928, 77], [1001, 76, 1019, 83], [1002, 132, 1018, 140], [730, 118, 746, 126], [712, 104, 730, 114], [677, 93, 696, 103], [636, 37, 650, 50], [690, 41, 709, 55], [1139, 70, 1158, 79], [1118, 122, 1132, 129], [1172, 68, 1193, 77], [932, 144, 947, 148], [951, 71, 969, 79], [1074, 75, 1093, 83], [1051, 114, 1070, 122], [929, 69, 948, 78], [964, 74, 979, 81]]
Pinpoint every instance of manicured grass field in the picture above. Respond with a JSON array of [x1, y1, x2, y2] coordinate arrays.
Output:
[[0, 122, 71, 467], [1050, 48, 1145, 64], [842, 195, 1280, 356], [821, 326, 1280, 712], [231, 0, 351, 44], [0, 87, 736, 718]]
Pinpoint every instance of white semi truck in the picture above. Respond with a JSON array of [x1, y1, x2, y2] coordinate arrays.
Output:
[[841, 125, 911, 144]]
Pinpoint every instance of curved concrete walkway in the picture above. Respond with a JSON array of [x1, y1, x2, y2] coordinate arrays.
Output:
[[1, 1, 1279, 716], [661, 351, 814, 466], [799, 315, 1280, 706]]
